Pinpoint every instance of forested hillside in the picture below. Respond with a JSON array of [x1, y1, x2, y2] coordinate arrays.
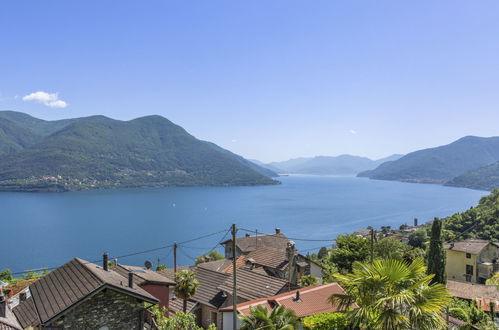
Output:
[[0, 111, 277, 191]]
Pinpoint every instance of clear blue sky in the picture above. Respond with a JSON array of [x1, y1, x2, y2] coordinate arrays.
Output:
[[1, 1, 498, 162]]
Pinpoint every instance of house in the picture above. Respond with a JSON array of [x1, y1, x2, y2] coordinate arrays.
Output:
[[221, 229, 323, 284], [446, 280, 499, 313], [163, 266, 289, 329], [111, 263, 175, 309], [12, 258, 159, 329], [445, 239, 499, 283], [219, 283, 357, 330]]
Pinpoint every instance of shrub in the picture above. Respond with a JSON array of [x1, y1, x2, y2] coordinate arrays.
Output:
[[302, 312, 348, 330]]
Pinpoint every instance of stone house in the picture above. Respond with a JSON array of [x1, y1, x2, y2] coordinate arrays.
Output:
[[445, 239, 499, 283], [12, 258, 159, 329]]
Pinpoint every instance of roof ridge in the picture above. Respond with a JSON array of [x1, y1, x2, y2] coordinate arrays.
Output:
[[196, 265, 231, 277], [74, 258, 106, 285]]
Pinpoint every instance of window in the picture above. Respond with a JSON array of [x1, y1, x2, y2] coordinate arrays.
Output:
[[466, 253, 471, 259], [211, 311, 218, 325], [465, 264, 473, 282]]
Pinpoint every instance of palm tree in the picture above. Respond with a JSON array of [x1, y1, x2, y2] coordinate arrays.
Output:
[[239, 305, 298, 330], [329, 258, 451, 330], [174, 270, 200, 313]]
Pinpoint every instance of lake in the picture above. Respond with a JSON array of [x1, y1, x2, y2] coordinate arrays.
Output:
[[0, 175, 486, 274]]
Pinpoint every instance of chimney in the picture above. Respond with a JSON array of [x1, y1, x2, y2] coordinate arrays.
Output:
[[414, 218, 418, 227], [103, 252, 109, 271], [20, 292, 27, 302], [0, 294, 6, 318], [128, 272, 134, 288], [293, 291, 301, 302], [245, 233, 251, 238], [275, 228, 281, 235]]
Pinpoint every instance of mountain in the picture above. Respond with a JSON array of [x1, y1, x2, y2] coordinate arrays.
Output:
[[0, 111, 278, 192], [358, 136, 499, 186], [266, 154, 403, 175], [446, 161, 499, 191]]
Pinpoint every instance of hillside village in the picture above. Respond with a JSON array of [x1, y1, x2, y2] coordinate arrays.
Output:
[[1, 224, 498, 329]]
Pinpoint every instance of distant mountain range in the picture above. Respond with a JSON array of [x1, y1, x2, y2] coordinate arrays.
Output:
[[358, 136, 499, 190], [257, 154, 403, 175], [0, 111, 278, 192]]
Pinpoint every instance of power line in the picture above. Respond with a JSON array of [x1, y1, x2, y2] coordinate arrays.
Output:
[[238, 228, 335, 242]]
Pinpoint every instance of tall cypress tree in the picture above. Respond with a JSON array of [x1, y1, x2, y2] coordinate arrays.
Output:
[[427, 217, 446, 284]]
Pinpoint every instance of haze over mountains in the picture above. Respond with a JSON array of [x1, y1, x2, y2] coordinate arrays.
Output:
[[358, 136, 499, 190], [0, 111, 277, 192], [259, 154, 403, 175]]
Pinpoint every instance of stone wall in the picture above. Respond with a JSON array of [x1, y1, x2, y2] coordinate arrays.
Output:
[[50, 289, 146, 330]]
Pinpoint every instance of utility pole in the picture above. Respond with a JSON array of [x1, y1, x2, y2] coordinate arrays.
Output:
[[173, 242, 178, 276], [255, 229, 258, 248], [231, 224, 238, 330], [370, 228, 375, 264]]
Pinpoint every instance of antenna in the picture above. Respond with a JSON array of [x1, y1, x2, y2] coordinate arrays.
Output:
[[144, 260, 153, 269]]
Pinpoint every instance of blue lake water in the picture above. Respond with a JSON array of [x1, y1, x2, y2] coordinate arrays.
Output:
[[0, 175, 486, 274]]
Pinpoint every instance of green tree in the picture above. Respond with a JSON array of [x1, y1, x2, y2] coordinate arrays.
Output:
[[152, 306, 202, 330], [195, 250, 224, 265], [329, 258, 451, 330], [0, 269, 13, 282], [156, 264, 167, 271], [239, 305, 298, 330], [427, 218, 446, 284], [408, 229, 428, 250], [485, 272, 499, 287], [174, 270, 200, 313], [374, 237, 410, 261], [330, 234, 369, 273], [299, 275, 318, 287], [302, 312, 348, 329], [317, 247, 328, 260]]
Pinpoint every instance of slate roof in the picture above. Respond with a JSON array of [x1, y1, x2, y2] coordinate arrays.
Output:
[[217, 268, 288, 301], [222, 233, 289, 253], [197, 259, 232, 273], [11, 297, 37, 329], [13, 258, 158, 327], [157, 265, 192, 281], [168, 267, 230, 313], [112, 264, 175, 286], [221, 283, 356, 318], [444, 239, 497, 254], [0, 302, 22, 330]]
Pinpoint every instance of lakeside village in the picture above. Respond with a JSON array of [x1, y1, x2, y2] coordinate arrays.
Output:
[[1, 221, 498, 330]]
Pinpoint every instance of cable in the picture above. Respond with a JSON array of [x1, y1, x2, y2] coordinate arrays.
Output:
[[238, 228, 334, 242]]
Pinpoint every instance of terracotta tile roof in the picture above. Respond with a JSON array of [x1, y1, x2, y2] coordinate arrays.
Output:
[[221, 283, 356, 318], [2, 280, 38, 298], [224, 256, 247, 274], [444, 240, 496, 254], [217, 268, 288, 301], [13, 258, 158, 327], [112, 264, 175, 285], [245, 247, 289, 270], [222, 233, 289, 253], [476, 297, 499, 312], [446, 280, 499, 301]]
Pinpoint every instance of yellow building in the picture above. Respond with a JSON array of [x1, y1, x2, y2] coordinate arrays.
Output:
[[445, 239, 499, 284]]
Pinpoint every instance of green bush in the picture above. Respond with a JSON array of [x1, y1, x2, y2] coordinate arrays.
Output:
[[302, 312, 348, 330]]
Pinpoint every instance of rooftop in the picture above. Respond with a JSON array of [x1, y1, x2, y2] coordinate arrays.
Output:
[[447, 280, 499, 301], [444, 239, 498, 254], [222, 230, 289, 253], [112, 264, 175, 286], [221, 283, 356, 318], [13, 258, 158, 328]]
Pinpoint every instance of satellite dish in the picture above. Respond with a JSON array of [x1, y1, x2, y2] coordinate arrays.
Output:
[[144, 260, 153, 269]]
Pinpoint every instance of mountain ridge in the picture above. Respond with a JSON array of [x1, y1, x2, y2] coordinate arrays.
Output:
[[0, 111, 278, 192]]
